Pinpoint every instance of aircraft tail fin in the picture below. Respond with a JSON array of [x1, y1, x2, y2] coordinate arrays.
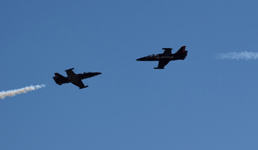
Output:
[[181, 51, 188, 60], [175, 46, 188, 60], [53, 73, 69, 85]]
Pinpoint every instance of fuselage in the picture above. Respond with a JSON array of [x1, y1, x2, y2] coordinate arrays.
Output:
[[66, 71, 81, 85], [137, 54, 184, 61]]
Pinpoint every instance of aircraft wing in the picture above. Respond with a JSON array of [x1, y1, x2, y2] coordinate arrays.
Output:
[[154, 60, 170, 69], [162, 48, 172, 55], [72, 80, 88, 89], [65, 68, 76, 77], [78, 72, 102, 80]]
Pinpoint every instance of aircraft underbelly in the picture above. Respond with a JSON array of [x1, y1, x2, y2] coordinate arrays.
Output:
[[145, 57, 160, 61], [69, 77, 79, 83], [67, 75, 82, 86], [71, 79, 84, 87]]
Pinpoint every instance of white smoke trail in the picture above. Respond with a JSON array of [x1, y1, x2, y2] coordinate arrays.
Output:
[[216, 51, 258, 60], [0, 84, 45, 99]]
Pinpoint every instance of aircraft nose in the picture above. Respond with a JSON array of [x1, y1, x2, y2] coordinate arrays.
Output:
[[136, 57, 145, 61]]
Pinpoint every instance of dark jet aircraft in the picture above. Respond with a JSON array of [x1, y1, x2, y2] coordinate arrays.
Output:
[[136, 46, 188, 69], [53, 68, 101, 89]]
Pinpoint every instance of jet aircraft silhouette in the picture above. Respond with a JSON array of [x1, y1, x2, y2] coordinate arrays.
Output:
[[53, 68, 101, 89], [136, 46, 188, 69]]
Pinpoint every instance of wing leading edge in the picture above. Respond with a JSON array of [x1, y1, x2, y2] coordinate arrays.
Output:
[[72, 80, 89, 89]]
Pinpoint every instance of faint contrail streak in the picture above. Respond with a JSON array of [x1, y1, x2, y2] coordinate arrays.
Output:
[[0, 84, 45, 99], [216, 51, 258, 60]]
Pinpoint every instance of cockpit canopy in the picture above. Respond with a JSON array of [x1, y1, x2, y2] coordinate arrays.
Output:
[[146, 54, 159, 57]]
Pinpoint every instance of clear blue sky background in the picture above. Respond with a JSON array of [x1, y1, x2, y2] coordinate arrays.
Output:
[[1, 0, 258, 149]]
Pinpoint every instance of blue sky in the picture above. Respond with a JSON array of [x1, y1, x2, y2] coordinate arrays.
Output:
[[1, 0, 258, 149]]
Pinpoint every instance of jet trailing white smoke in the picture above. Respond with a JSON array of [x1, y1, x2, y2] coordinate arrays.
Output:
[[216, 51, 258, 60], [0, 84, 45, 99]]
